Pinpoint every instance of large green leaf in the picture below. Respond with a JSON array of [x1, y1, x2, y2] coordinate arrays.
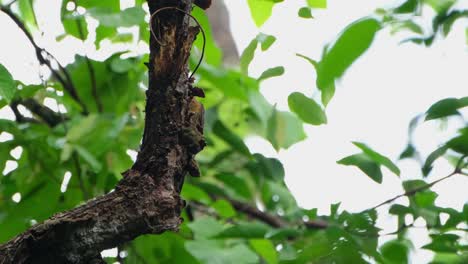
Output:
[[317, 18, 381, 90], [213, 120, 251, 157], [307, 0, 327, 8], [425, 97, 468, 120], [247, 0, 280, 27], [186, 240, 259, 264], [0, 64, 15, 103], [353, 142, 400, 176], [380, 240, 410, 264], [288, 92, 327, 125], [338, 153, 383, 183], [18, 0, 37, 29], [249, 239, 278, 264], [266, 108, 307, 150]]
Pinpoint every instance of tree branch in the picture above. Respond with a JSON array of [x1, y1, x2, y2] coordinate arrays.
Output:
[[13, 98, 64, 127], [0, 5, 88, 114]]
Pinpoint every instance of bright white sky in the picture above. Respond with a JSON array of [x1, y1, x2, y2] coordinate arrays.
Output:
[[0, 0, 467, 262]]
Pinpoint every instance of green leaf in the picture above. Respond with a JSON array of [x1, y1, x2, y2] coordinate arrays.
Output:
[[74, 145, 102, 172], [74, 0, 120, 11], [0, 64, 16, 103], [253, 153, 285, 182], [267, 108, 307, 150], [425, 97, 468, 120], [213, 120, 251, 157], [422, 145, 448, 176], [394, 0, 418, 13], [240, 39, 258, 74], [307, 0, 327, 8], [317, 18, 381, 90], [414, 191, 438, 207], [288, 92, 327, 125], [88, 7, 144, 27], [247, 0, 276, 27], [338, 153, 383, 183], [257, 33, 276, 51], [211, 199, 236, 218], [380, 240, 410, 264], [399, 144, 416, 160], [298, 7, 313, 19], [187, 217, 224, 239], [216, 222, 271, 239], [423, 234, 460, 253], [258, 66, 284, 82], [296, 53, 335, 106], [181, 183, 212, 204], [62, 14, 88, 40], [446, 128, 468, 155], [424, 0, 456, 13], [18, 0, 37, 29], [353, 142, 400, 176], [186, 240, 259, 264], [215, 173, 252, 199], [249, 239, 278, 264]]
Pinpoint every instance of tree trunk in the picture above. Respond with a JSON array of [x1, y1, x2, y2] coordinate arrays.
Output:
[[0, 0, 205, 263]]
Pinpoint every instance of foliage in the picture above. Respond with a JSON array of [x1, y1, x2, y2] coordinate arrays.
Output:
[[0, 0, 467, 263]]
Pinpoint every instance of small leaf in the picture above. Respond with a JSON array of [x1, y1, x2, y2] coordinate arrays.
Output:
[[258, 66, 284, 81], [296, 54, 334, 106], [338, 153, 383, 183], [257, 33, 276, 51], [216, 222, 271, 239], [307, 0, 327, 8], [288, 92, 327, 125], [74, 145, 102, 172], [18, 0, 38, 29], [213, 120, 251, 157], [425, 97, 468, 121], [380, 240, 410, 264], [446, 128, 468, 155], [267, 108, 307, 150], [317, 18, 381, 91], [247, 0, 276, 27], [353, 142, 400, 176], [186, 240, 259, 264], [63, 14, 88, 40], [240, 39, 258, 74], [394, 0, 418, 13], [422, 145, 448, 176], [211, 199, 236, 218], [0, 64, 16, 103], [249, 239, 278, 264], [298, 7, 313, 19], [187, 217, 224, 239]]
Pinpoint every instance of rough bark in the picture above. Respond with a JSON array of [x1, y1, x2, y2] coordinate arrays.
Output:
[[0, 0, 205, 263]]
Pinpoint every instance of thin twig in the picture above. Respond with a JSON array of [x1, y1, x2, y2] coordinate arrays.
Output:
[[0, 6, 88, 114], [369, 156, 466, 211]]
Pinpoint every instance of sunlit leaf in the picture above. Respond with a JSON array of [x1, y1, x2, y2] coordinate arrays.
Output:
[[307, 0, 327, 8], [288, 92, 327, 125], [338, 153, 383, 183], [298, 7, 313, 19], [353, 142, 400, 176], [0, 64, 16, 103], [317, 18, 381, 90], [258, 66, 284, 81]]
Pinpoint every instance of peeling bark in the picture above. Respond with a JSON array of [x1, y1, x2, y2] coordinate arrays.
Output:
[[0, 0, 205, 263]]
